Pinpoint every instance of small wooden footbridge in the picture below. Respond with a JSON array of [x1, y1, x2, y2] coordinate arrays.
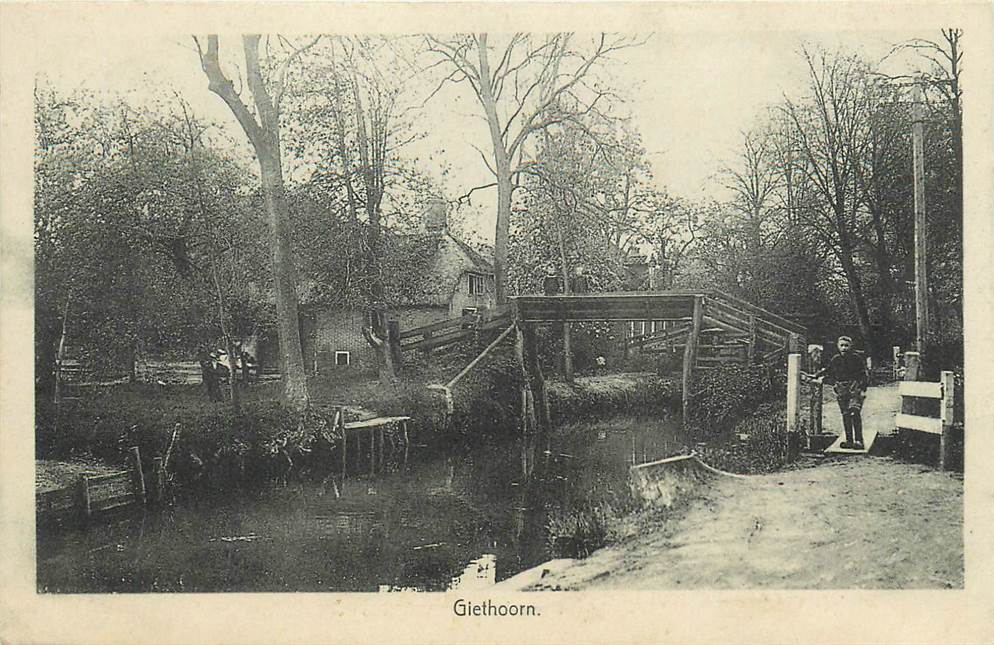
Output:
[[389, 290, 806, 475]]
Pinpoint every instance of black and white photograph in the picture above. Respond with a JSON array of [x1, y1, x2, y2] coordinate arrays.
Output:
[[2, 2, 992, 643]]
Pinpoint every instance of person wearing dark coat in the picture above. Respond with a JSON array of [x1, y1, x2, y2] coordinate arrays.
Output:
[[810, 336, 869, 449], [199, 351, 222, 402], [542, 265, 562, 296]]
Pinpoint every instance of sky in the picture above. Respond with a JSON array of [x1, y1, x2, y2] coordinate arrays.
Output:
[[36, 28, 928, 243]]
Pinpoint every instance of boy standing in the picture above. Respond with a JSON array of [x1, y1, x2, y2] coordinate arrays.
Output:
[[810, 336, 869, 450]]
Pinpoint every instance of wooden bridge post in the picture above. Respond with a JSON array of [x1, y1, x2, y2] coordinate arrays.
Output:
[[939, 370, 955, 471], [747, 315, 757, 363], [892, 346, 902, 380], [786, 353, 801, 458], [807, 345, 824, 436], [681, 295, 704, 425]]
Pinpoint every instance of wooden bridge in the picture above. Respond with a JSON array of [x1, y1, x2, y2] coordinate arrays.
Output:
[[511, 290, 807, 424], [400, 289, 805, 479]]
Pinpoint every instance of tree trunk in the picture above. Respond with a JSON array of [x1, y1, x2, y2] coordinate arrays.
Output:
[[476, 34, 513, 304], [259, 152, 310, 412], [493, 173, 513, 304], [199, 35, 310, 412], [209, 256, 242, 413], [837, 243, 874, 356]]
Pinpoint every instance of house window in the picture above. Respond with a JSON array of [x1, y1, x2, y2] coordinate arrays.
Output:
[[468, 273, 486, 295], [335, 351, 351, 366]]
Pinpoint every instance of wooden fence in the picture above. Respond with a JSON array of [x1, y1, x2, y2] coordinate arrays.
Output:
[[37, 447, 147, 523], [896, 367, 957, 471], [397, 304, 512, 354]]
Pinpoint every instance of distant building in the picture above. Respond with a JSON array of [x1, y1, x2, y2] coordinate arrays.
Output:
[[301, 199, 496, 371]]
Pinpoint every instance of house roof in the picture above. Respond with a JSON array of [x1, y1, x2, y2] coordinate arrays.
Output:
[[381, 229, 494, 308], [448, 235, 494, 273]]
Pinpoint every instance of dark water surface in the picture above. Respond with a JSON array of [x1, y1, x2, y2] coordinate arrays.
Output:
[[37, 414, 683, 592]]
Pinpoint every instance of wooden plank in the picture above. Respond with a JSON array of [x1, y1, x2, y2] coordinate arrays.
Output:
[[706, 303, 785, 346], [398, 313, 476, 340], [895, 413, 943, 434], [711, 290, 808, 335], [345, 416, 411, 430], [707, 299, 790, 344], [786, 353, 801, 437], [696, 355, 744, 364], [401, 328, 473, 352], [84, 470, 131, 484], [90, 493, 136, 512], [825, 424, 878, 455], [898, 380, 943, 399]]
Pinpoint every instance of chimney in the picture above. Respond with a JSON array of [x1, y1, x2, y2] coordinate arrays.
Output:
[[422, 198, 448, 234]]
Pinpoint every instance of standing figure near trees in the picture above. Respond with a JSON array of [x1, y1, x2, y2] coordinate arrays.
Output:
[[199, 351, 222, 402], [808, 336, 868, 450], [542, 265, 562, 296]]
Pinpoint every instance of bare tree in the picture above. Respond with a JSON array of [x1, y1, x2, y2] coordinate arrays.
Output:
[[426, 33, 638, 302], [196, 34, 319, 412], [779, 47, 877, 351]]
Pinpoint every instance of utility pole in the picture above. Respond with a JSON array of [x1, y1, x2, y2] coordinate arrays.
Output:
[[912, 83, 929, 359]]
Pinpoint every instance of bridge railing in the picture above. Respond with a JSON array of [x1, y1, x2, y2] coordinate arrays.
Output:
[[397, 304, 512, 354]]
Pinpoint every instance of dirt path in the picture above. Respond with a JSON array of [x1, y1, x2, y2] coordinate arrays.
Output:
[[526, 384, 963, 590]]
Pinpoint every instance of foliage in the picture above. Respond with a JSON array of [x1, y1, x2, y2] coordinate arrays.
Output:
[[694, 402, 791, 474], [682, 38, 963, 360], [34, 85, 269, 386], [687, 364, 784, 438], [34, 385, 344, 490], [546, 374, 681, 424]]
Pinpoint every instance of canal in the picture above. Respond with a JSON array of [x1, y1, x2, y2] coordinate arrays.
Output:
[[37, 413, 684, 592]]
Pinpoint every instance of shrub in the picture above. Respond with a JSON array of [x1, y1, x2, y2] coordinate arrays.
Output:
[[687, 364, 783, 438], [35, 384, 341, 491], [546, 374, 680, 424]]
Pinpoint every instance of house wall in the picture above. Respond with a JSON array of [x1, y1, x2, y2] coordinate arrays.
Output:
[[311, 308, 378, 371], [448, 271, 496, 316]]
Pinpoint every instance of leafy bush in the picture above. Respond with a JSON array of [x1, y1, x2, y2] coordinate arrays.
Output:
[[687, 364, 783, 438], [546, 374, 680, 424], [35, 384, 342, 491]]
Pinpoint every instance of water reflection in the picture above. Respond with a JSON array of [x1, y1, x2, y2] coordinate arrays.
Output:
[[37, 414, 683, 593]]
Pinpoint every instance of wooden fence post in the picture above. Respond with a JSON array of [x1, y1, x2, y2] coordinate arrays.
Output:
[[129, 446, 146, 506], [892, 346, 901, 381], [940, 370, 955, 471], [901, 351, 921, 418], [807, 345, 823, 438], [682, 296, 704, 425], [786, 353, 801, 459]]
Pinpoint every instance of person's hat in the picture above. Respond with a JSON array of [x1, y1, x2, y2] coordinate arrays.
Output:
[[837, 336, 853, 343]]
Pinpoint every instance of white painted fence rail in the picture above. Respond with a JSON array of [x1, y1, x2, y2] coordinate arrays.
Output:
[[896, 369, 956, 470]]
